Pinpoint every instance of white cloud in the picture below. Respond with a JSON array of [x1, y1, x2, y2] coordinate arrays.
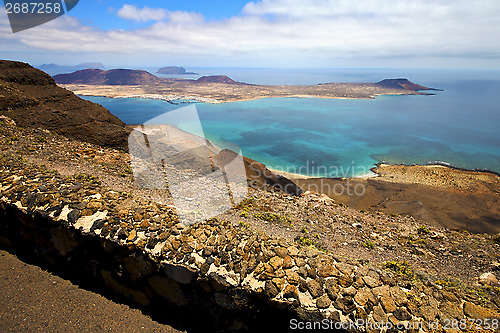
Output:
[[2, 0, 500, 68], [117, 4, 167, 22]]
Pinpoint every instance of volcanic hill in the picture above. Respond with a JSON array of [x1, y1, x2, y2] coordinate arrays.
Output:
[[53, 68, 160, 85]]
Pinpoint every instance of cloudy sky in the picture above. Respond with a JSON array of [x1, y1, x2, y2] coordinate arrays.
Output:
[[1, 0, 500, 69]]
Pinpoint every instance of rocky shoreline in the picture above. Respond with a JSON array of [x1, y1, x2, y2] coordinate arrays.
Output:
[[1, 116, 500, 332]]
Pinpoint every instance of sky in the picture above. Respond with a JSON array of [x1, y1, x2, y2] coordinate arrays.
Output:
[[1, 0, 500, 69]]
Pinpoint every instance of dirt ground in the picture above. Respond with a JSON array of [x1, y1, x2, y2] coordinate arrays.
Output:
[[293, 164, 500, 234], [0, 250, 183, 333]]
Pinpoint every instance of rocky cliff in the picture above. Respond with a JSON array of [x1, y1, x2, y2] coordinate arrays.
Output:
[[0, 60, 129, 150]]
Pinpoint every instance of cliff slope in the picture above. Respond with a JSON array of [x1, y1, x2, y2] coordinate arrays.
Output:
[[0, 60, 129, 150]]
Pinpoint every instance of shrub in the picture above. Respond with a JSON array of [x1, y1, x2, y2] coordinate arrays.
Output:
[[417, 226, 430, 235], [362, 241, 375, 249], [385, 261, 412, 276], [493, 234, 500, 244]]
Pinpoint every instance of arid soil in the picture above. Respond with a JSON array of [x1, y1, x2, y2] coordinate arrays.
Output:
[[293, 164, 500, 234]]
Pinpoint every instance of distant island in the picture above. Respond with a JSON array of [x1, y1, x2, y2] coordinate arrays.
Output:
[[36, 63, 105, 75], [156, 66, 198, 75], [53, 68, 439, 103]]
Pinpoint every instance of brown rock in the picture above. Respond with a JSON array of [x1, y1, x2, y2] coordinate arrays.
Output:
[[274, 247, 288, 258], [335, 296, 357, 314], [283, 256, 294, 269], [393, 307, 412, 321], [316, 294, 331, 309], [372, 305, 387, 324], [126, 230, 137, 242], [101, 270, 150, 306], [325, 278, 340, 301], [354, 288, 376, 306], [148, 275, 186, 306], [439, 301, 464, 320], [306, 278, 323, 298], [317, 263, 338, 278], [363, 275, 381, 288], [463, 301, 499, 320], [285, 269, 301, 285], [265, 280, 279, 298], [390, 286, 408, 307], [269, 256, 283, 270], [479, 272, 498, 286], [338, 274, 353, 288], [380, 296, 397, 314], [272, 277, 286, 291], [283, 284, 299, 299]]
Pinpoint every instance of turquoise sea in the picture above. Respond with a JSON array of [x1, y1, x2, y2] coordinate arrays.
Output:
[[81, 69, 500, 177]]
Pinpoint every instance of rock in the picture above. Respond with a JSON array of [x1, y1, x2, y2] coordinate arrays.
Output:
[[439, 301, 464, 320], [372, 305, 387, 324], [317, 263, 338, 278], [283, 256, 294, 269], [86, 200, 102, 211], [265, 280, 279, 298], [127, 229, 137, 242], [269, 256, 283, 270], [123, 255, 155, 282], [442, 291, 459, 302], [274, 247, 288, 258], [336, 263, 355, 276], [306, 278, 323, 298], [479, 272, 498, 286], [285, 269, 301, 285], [342, 286, 357, 297], [214, 293, 236, 310], [463, 301, 499, 320], [316, 294, 331, 309], [50, 227, 78, 256], [335, 296, 356, 314], [363, 275, 381, 288], [380, 295, 397, 313], [390, 286, 408, 307], [283, 284, 299, 299], [0, 115, 16, 126], [393, 308, 412, 321], [325, 279, 340, 300], [287, 246, 299, 257], [354, 288, 376, 307], [418, 305, 438, 322], [338, 274, 353, 288]]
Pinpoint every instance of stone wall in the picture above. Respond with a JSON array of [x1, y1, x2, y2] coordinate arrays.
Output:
[[1, 156, 500, 332]]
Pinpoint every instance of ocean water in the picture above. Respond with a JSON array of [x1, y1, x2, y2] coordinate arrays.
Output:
[[81, 69, 500, 177]]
